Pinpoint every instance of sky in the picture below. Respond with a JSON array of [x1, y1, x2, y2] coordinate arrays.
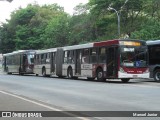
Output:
[[0, 0, 88, 23]]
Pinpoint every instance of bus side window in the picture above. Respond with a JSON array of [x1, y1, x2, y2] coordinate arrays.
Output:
[[90, 48, 97, 63], [68, 50, 74, 64], [98, 47, 106, 63], [41, 54, 46, 64], [82, 49, 89, 64], [44, 53, 47, 64], [16, 55, 19, 65], [64, 51, 68, 63], [36, 55, 40, 65], [10, 56, 13, 65], [34, 55, 36, 64], [53, 52, 56, 62], [46, 53, 50, 63]]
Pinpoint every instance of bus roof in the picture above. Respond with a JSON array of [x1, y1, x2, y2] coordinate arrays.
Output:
[[35, 48, 57, 54], [62, 43, 93, 51], [146, 40, 160, 45], [3, 50, 35, 56], [62, 39, 121, 51], [62, 39, 144, 50], [94, 39, 119, 47]]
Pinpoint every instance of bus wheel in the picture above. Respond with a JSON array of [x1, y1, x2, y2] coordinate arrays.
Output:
[[19, 68, 23, 75], [96, 68, 105, 82], [154, 69, 160, 82], [121, 78, 130, 83], [67, 68, 73, 79], [6, 67, 9, 74], [42, 68, 46, 77], [87, 77, 95, 81], [58, 76, 65, 78]]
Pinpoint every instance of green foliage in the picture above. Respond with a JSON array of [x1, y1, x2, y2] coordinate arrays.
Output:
[[0, 3, 67, 53], [44, 13, 69, 48], [0, 0, 160, 53], [68, 14, 94, 45], [131, 19, 160, 40], [0, 23, 15, 53]]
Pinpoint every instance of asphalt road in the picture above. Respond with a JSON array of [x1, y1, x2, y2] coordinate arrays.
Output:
[[0, 73, 160, 120]]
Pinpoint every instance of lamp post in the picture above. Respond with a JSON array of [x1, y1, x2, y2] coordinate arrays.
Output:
[[108, 7, 120, 37], [108, 0, 129, 38]]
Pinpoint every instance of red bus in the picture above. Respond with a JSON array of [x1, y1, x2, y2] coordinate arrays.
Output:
[[3, 50, 35, 75], [34, 39, 149, 82]]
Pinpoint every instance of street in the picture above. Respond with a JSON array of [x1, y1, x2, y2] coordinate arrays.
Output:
[[0, 0, 160, 120], [0, 73, 160, 120]]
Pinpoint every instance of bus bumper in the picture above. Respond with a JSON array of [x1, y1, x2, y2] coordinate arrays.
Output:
[[118, 71, 150, 79]]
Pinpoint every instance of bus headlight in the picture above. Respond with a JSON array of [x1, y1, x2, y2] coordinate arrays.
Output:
[[144, 68, 149, 73], [120, 67, 126, 73]]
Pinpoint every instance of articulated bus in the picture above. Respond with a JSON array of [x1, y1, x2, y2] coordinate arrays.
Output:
[[34, 39, 149, 82], [34, 48, 57, 76], [147, 40, 160, 82], [3, 50, 35, 74]]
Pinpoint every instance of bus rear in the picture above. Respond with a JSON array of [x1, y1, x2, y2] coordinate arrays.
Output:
[[118, 40, 149, 82], [3, 50, 35, 74]]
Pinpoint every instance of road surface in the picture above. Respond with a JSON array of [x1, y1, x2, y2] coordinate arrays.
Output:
[[0, 73, 160, 120]]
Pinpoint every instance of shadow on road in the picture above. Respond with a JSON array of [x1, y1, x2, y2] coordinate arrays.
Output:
[[3, 73, 157, 85]]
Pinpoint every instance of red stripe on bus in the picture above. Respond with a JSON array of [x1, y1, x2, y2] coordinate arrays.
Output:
[[93, 40, 119, 47]]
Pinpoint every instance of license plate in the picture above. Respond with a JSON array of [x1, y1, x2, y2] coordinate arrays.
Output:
[[133, 75, 138, 77]]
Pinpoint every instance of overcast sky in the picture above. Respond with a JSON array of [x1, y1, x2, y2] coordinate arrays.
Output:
[[0, 0, 88, 23]]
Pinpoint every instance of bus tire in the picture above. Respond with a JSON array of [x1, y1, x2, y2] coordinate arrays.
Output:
[[20, 73, 24, 75], [73, 76, 78, 79], [19, 68, 23, 75], [87, 77, 95, 81], [153, 69, 160, 82], [67, 68, 73, 79], [6, 67, 9, 74], [58, 76, 65, 78], [96, 68, 105, 82], [6, 67, 11, 74], [121, 78, 130, 83], [42, 68, 46, 77]]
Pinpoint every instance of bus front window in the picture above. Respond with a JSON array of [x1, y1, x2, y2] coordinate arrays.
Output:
[[121, 46, 148, 67], [134, 49, 148, 67], [121, 48, 135, 67], [27, 54, 34, 64]]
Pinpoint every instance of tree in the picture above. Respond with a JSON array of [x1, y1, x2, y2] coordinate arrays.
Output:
[[68, 3, 95, 45], [10, 4, 39, 50], [0, 23, 16, 53], [0, 3, 67, 52], [44, 13, 69, 48], [1, 0, 160, 53], [131, 18, 160, 40], [88, 0, 159, 39]]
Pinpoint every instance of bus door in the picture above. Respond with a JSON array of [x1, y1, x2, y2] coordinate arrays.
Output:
[[22, 54, 27, 72], [3, 56, 7, 72], [51, 52, 56, 74], [75, 50, 81, 75], [106, 46, 118, 78]]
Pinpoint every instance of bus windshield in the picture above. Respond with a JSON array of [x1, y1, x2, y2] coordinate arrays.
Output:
[[27, 54, 34, 64], [120, 46, 148, 67]]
